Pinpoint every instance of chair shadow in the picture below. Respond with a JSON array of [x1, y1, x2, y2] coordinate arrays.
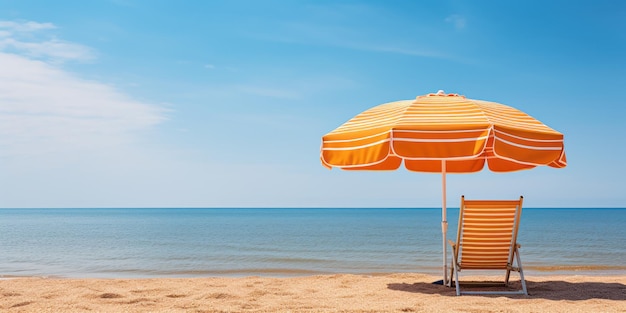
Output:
[[387, 280, 626, 300]]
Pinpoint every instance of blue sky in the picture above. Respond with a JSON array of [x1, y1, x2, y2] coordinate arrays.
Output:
[[0, 0, 624, 208]]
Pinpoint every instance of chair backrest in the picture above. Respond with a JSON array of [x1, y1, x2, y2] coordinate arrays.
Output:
[[454, 196, 524, 270]]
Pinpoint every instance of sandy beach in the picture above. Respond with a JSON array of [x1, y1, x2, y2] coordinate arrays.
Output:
[[1, 273, 624, 312]]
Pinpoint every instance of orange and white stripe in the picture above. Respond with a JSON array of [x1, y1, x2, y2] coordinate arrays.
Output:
[[321, 91, 566, 173]]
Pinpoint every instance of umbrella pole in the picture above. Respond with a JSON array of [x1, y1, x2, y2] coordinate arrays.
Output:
[[441, 160, 448, 286]]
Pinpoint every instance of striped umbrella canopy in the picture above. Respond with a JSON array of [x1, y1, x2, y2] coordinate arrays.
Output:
[[320, 90, 567, 285]]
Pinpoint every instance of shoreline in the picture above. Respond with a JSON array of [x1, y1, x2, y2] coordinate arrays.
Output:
[[1, 273, 624, 312], [3, 266, 625, 280]]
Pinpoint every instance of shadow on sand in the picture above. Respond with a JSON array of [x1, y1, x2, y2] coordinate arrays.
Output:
[[387, 280, 626, 300]]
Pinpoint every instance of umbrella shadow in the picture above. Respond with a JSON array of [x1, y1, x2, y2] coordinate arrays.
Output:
[[387, 280, 626, 300]]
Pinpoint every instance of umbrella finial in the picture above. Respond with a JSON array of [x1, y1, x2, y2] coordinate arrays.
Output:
[[437, 90, 445, 95]]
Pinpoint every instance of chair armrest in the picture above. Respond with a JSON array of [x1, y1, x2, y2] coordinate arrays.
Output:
[[448, 240, 456, 248]]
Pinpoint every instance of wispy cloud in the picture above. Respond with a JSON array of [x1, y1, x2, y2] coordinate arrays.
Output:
[[251, 24, 451, 60], [0, 20, 55, 32], [0, 20, 95, 62], [0, 52, 166, 157], [445, 14, 467, 30], [245, 3, 460, 61], [234, 85, 300, 99], [107, 0, 137, 7], [0, 20, 166, 157], [345, 41, 454, 59]]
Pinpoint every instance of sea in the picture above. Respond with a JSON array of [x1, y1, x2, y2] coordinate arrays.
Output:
[[0, 208, 624, 279]]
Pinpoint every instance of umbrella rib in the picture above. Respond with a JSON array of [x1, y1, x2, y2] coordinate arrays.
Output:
[[490, 151, 553, 167], [393, 136, 489, 143], [323, 130, 391, 143], [325, 155, 397, 168], [401, 154, 484, 161], [494, 129, 563, 142], [393, 129, 489, 134], [495, 136, 563, 150], [322, 138, 391, 151]]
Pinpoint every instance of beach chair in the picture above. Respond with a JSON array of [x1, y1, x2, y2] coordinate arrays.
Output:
[[448, 196, 528, 296]]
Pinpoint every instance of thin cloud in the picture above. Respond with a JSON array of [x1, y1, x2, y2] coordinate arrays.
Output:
[[248, 8, 459, 61], [345, 41, 454, 59], [445, 14, 467, 30], [0, 52, 166, 157], [0, 20, 167, 157], [235, 85, 300, 99], [252, 25, 450, 60], [0, 20, 94, 62], [1, 37, 95, 62], [0, 20, 55, 32], [107, 0, 137, 7]]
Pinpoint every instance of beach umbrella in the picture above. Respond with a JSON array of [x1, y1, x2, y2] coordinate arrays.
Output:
[[320, 90, 567, 285]]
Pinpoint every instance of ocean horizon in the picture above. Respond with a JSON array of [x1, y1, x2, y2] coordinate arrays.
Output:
[[1, 208, 625, 279]]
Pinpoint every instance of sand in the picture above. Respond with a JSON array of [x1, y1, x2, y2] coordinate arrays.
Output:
[[0, 273, 624, 312]]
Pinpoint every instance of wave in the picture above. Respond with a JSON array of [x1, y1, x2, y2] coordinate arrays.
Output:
[[527, 265, 626, 272], [92, 268, 328, 277]]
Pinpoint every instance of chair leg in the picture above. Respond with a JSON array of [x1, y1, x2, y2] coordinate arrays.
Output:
[[505, 245, 516, 285], [451, 255, 460, 296], [454, 268, 460, 296], [516, 248, 528, 295], [448, 259, 455, 287], [505, 269, 511, 286]]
